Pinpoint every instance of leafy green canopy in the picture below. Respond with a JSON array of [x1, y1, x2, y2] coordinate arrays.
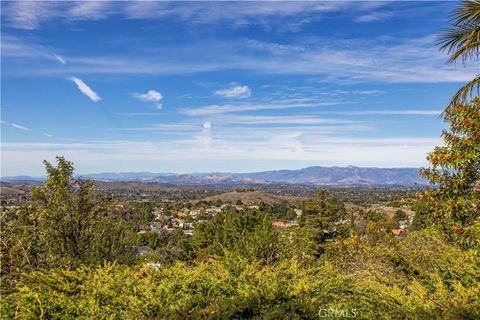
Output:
[[300, 189, 348, 254], [419, 98, 480, 248], [193, 210, 279, 263], [2, 229, 479, 320], [1, 157, 136, 290]]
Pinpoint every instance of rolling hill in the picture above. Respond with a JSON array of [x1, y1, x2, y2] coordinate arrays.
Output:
[[2, 166, 425, 188]]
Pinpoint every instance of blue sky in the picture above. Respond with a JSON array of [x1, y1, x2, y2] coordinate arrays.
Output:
[[1, 1, 475, 176]]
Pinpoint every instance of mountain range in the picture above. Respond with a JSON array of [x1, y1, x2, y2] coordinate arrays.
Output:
[[2, 166, 426, 188]]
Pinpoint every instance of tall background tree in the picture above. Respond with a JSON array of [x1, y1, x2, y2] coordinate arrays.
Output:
[[1, 157, 136, 291], [417, 0, 480, 248], [420, 99, 480, 230]]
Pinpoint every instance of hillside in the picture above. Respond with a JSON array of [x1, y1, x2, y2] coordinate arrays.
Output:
[[199, 191, 305, 205], [2, 166, 426, 188], [0, 186, 26, 196], [0, 182, 29, 196], [239, 166, 424, 187]]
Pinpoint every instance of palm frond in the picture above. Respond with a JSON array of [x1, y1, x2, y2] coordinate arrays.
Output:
[[447, 74, 480, 110], [452, 0, 480, 26], [438, 24, 480, 63], [438, 0, 480, 64]]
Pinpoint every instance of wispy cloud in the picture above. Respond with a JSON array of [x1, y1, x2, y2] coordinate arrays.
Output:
[[1, 134, 440, 175], [133, 90, 162, 102], [245, 39, 306, 55], [351, 90, 383, 95], [2, 36, 58, 61], [2, 120, 30, 131], [1, 1, 384, 30], [214, 85, 251, 99], [10, 123, 29, 131], [180, 101, 340, 116], [67, 1, 112, 20], [53, 54, 66, 64], [113, 123, 198, 132], [117, 112, 164, 117], [70, 77, 102, 102], [4, 34, 474, 84], [355, 11, 394, 23], [132, 90, 163, 109], [329, 110, 442, 116], [1, 1, 113, 29], [210, 115, 357, 125], [1, 1, 60, 29]]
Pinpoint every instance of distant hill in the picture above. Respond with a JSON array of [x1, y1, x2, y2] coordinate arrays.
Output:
[[0, 182, 30, 195], [200, 191, 305, 205], [1, 186, 26, 196], [79, 171, 175, 181], [0, 176, 44, 185], [237, 166, 425, 187], [1, 166, 425, 188]]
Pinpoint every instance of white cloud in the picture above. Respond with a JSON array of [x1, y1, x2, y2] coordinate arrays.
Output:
[[2, 1, 380, 30], [180, 101, 340, 116], [211, 115, 356, 125], [351, 90, 383, 95], [116, 121, 372, 135], [246, 39, 306, 55], [114, 123, 198, 132], [1, 36, 56, 60], [133, 90, 163, 109], [53, 54, 66, 64], [355, 11, 394, 23], [1, 135, 440, 175], [214, 85, 251, 99], [1, 120, 30, 131], [133, 90, 162, 102], [1, 1, 112, 29], [116, 112, 164, 117], [68, 1, 112, 20], [10, 123, 29, 131], [4, 34, 475, 84], [2, 1, 60, 29], [43, 133, 53, 137], [196, 121, 213, 146], [70, 77, 102, 102], [330, 110, 441, 116]]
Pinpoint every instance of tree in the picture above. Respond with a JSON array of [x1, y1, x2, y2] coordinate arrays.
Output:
[[300, 189, 347, 254], [193, 210, 278, 263], [1, 156, 136, 279], [411, 199, 435, 231], [438, 0, 480, 108], [394, 209, 408, 225], [420, 98, 480, 245]]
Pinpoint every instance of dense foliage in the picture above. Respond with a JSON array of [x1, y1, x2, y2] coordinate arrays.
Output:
[[1, 157, 137, 291], [1, 228, 479, 319], [420, 98, 480, 249]]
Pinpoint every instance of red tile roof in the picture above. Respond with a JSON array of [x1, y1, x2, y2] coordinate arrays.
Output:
[[391, 229, 403, 236], [272, 221, 286, 227]]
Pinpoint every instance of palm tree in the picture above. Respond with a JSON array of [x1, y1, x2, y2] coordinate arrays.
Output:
[[438, 0, 480, 109]]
